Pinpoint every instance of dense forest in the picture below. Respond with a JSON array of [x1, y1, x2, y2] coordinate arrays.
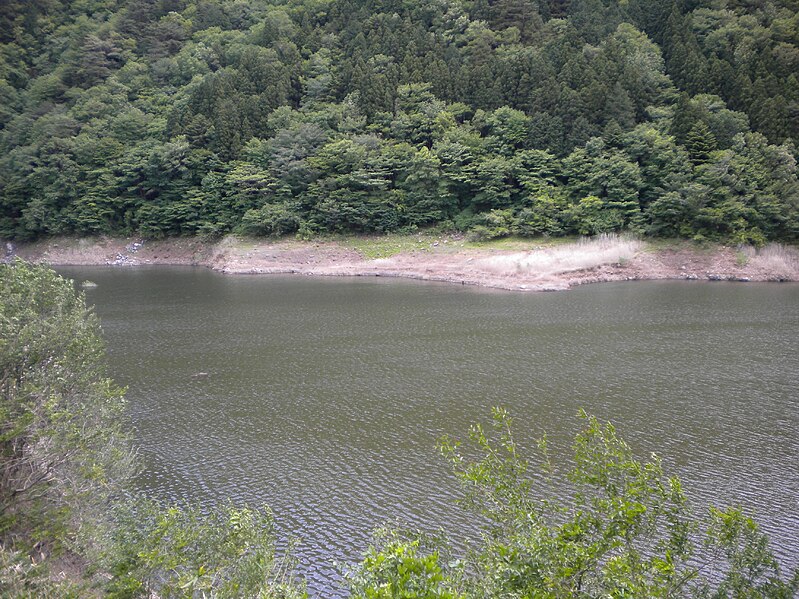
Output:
[[1, 0, 798, 243]]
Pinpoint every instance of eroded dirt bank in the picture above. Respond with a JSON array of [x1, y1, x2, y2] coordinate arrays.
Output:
[[4, 235, 798, 291]]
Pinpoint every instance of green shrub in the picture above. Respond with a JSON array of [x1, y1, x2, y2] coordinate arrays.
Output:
[[466, 209, 515, 241], [350, 409, 799, 598], [346, 530, 463, 599], [108, 501, 306, 598], [0, 262, 307, 598], [0, 260, 134, 562], [570, 195, 626, 235], [513, 194, 567, 237], [240, 202, 303, 237]]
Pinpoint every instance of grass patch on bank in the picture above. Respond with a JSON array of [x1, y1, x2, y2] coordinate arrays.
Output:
[[332, 231, 579, 260], [639, 237, 685, 252], [640, 237, 726, 254], [338, 232, 456, 259], [323, 232, 618, 259], [747, 243, 799, 276], [463, 235, 576, 251], [340, 233, 576, 258], [223, 235, 260, 250]]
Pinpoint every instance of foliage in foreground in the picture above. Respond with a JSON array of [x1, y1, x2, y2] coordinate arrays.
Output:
[[108, 501, 304, 599], [0, 261, 306, 598], [0, 259, 134, 577], [348, 408, 799, 598]]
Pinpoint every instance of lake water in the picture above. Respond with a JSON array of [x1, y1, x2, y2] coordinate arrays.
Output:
[[59, 267, 799, 595]]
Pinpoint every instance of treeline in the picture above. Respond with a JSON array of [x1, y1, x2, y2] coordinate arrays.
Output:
[[1, 0, 798, 243]]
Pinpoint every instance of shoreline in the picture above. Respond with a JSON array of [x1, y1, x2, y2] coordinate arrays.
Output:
[[4, 235, 798, 292]]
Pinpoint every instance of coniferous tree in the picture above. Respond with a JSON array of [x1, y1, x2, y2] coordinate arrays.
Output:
[[685, 121, 718, 164]]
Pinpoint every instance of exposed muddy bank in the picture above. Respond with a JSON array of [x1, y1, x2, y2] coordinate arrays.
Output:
[[5, 235, 798, 291]]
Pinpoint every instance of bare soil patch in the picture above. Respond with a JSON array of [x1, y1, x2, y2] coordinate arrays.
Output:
[[5, 235, 798, 291]]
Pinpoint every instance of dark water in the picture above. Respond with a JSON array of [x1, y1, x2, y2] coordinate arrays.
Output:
[[59, 267, 799, 595]]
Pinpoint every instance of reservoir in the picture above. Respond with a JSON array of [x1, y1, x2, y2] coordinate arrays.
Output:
[[59, 267, 799, 595]]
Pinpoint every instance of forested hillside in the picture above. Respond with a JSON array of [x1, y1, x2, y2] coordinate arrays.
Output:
[[1, 0, 798, 243]]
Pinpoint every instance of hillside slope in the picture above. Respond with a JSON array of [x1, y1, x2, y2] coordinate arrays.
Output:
[[1, 0, 798, 242]]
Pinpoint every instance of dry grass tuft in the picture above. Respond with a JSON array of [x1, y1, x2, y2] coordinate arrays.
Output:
[[478, 234, 643, 276], [748, 243, 799, 277]]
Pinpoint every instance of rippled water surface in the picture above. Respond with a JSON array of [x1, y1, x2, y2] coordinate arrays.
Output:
[[59, 268, 799, 595]]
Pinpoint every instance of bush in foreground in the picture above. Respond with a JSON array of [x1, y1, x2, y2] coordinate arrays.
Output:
[[108, 501, 304, 598], [349, 408, 799, 598], [0, 259, 133, 587], [0, 261, 306, 598]]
